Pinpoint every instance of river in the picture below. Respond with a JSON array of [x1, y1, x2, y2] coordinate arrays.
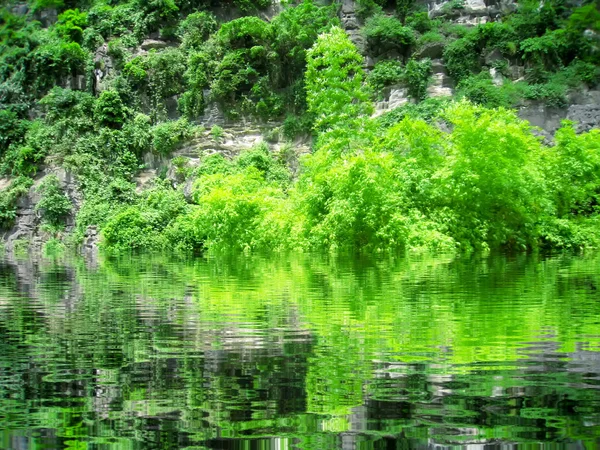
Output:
[[0, 252, 599, 449]]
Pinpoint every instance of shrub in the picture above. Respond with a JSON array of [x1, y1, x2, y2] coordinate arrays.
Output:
[[417, 31, 444, 46], [377, 97, 451, 127], [151, 118, 194, 154], [101, 181, 188, 252], [406, 12, 435, 33], [404, 58, 431, 101], [178, 12, 218, 50], [367, 60, 404, 95], [217, 16, 270, 50], [35, 174, 72, 226], [443, 35, 479, 82], [235, 143, 291, 186], [364, 15, 416, 57], [437, 101, 549, 250], [183, 169, 288, 252], [55, 9, 88, 44], [0, 109, 28, 158], [545, 123, 600, 218], [95, 90, 127, 128], [210, 125, 224, 142], [456, 72, 513, 108]]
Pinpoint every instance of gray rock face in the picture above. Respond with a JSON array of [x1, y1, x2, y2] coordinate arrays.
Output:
[[1, 169, 80, 255], [34, 8, 58, 27], [10, 3, 29, 16], [518, 89, 600, 138], [140, 39, 168, 51], [82, 226, 100, 259], [94, 44, 115, 93], [567, 105, 600, 133], [415, 42, 445, 59]]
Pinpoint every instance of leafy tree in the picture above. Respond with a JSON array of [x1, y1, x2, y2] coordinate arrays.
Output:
[[305, 27, 372, 133]]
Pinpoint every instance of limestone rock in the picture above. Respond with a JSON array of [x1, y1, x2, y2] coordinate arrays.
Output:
[[428, 73, 454, 97], [10, 3, 29, 16], [567, 105, 600, 133], [484, 48, 504, 66], [94, 44, 115, 93], [141, 39, 168, 51], [389, 87, 410, 109], [416, 42, 445, 59]]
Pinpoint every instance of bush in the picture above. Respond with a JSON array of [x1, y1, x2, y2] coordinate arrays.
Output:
[[545, 123, 600, 218], [35, 174, 72, 226], [178, 12, 217, 50], [443, 35, 479, 82], [95, 90, 127, 128], [0, 109, 28, 158], [406, 12, 435, 34], [235, 143, 291, 186], [151, 118, 195, 154], [437, 102, 549, 250], [367, 60, 404, 95], [377, 97, 451, 127], [55, 9, 88, 44], [182, 169, 288, 252], [101, 181, 188, 252], [456, 73, 513, 108], [364, 15, 416, 57], [404, 58, 431, 101]]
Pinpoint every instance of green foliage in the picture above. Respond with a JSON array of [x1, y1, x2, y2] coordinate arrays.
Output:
[[270, 1, 340, 89], [367, 60, 404, 95], [235, 142, 290, 186], [363, 15, 416, 57], [436, 102, 549, 250], [305, 27, 372, 133], [55, 9, 88, 44], [377, 97, 450, 127], [417, 31, 444, 46], [210, 125, 224, 142], [178, 12, 217, 50], [101, 180, 188, 252], [35, 174, 72, 226], [354, 0, 383, 20], [180, 168, 288, 252], [545, 123, 600, 218], [95, 90, 127, 128], [404, 58, 431, 101], [443, 34, 479, 82], [406, 12, 436, 34], [0, 109, 28, 158], [456, 72, 514, 108], [282, 113, 312, 140], [124, 48, 187, 121], [0, 176, 33, 229], [151, 118, 195, 155]]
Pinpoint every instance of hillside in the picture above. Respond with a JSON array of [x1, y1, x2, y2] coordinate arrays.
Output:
[[1, 0, 600, 255]]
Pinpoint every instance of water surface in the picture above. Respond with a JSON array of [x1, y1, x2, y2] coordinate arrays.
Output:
[[0, 253, 599, 449]]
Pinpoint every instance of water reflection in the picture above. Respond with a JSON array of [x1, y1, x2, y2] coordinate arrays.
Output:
[[0, 253, 599, 449]]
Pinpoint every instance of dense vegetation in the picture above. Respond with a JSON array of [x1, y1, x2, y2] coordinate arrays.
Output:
[[1, 0, 600, 254]]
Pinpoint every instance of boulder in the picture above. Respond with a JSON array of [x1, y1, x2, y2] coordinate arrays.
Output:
[[141, 39, 168, 51], [416, 42, 445, 59]]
